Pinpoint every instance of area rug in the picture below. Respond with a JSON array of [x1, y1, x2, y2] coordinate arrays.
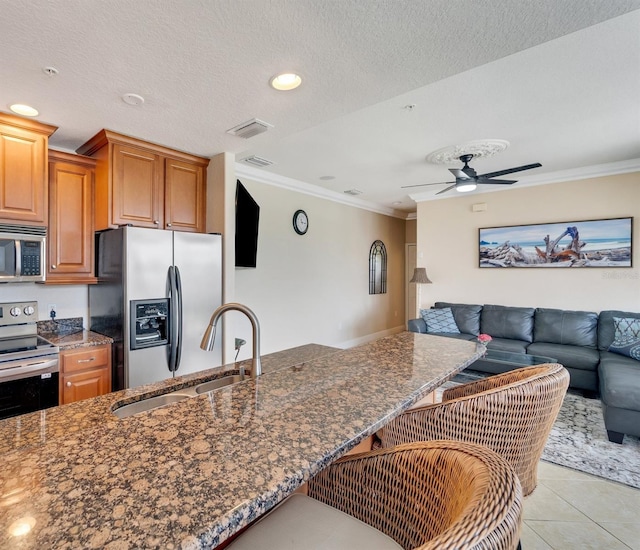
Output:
[[442, 372, 640, 489], [540, 389, 640, 489]]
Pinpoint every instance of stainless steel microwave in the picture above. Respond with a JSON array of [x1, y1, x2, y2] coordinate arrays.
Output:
[[0, 224, 46, 283]]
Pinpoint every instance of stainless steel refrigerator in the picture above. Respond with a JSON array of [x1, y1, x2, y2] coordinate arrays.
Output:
[[89, 226, 222, 390]]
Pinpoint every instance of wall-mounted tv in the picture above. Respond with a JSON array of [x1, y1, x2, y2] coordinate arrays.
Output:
[[235, 180, 260, 268]]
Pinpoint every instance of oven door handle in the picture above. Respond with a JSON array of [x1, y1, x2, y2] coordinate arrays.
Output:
[[0, 358, 59, 381]]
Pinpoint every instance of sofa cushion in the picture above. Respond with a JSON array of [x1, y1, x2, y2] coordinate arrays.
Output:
[[434, 302, 482, 336], [420, 308, 460, 334], [533, 308, 598, 348], [480, 305, 534, 343], [526, 342, 599, 371], [598, 310, 640, 351], [608, 317, 640, 360], [599, 355, 640, 411], [486, 338, 529, 354]]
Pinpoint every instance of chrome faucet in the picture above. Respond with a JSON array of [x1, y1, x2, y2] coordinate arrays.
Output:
[[200, 303, 261, 378]]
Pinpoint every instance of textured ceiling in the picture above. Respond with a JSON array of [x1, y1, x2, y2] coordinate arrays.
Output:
[[2, 0, 639, 215]]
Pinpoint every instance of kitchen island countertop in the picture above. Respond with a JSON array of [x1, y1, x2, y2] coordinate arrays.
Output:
[[0, 333, 481, 549]]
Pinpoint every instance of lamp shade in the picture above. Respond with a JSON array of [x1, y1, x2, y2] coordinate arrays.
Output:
[[409, 267, 432, 284]]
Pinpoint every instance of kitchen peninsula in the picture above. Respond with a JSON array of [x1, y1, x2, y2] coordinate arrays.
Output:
[[0, 333, 481, 549]]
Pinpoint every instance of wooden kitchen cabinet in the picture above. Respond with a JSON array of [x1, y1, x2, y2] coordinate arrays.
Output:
[[47, 150, 97, 284], [77, 130, 208, 232], [0, 112, 57, 225], [60, 345, 112, 405], [164, 157, 206, 232]]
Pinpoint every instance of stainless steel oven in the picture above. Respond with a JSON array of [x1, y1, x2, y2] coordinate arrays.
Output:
[[0, 301, 59, 420]]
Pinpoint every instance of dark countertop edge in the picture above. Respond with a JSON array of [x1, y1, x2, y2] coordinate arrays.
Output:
[[37, 329, 114, 349]]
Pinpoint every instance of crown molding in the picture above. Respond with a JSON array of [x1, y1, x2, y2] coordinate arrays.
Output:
[[409, 158, 640, 203], [235, 163, 409, 219]]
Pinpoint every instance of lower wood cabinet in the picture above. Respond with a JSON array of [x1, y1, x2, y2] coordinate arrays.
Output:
[[60, 344, 112, 405]]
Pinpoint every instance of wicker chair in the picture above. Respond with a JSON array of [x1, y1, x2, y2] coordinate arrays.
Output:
[[227, 441, 523, 550], [380, 363, 570, 496]]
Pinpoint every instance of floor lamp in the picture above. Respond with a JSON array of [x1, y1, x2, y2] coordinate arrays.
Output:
[[410, 267, 432, 317]]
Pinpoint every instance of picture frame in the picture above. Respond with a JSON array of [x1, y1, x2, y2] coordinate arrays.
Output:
[[479, 217, 633, 268]]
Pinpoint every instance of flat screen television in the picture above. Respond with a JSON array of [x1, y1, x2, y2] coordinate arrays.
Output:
[[235, 180, 260, 268]]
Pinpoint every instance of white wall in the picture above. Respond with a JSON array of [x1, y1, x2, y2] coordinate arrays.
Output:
[[227, 177, 407, 359], [416, 172, 640, 313], [0, 284, 88, 322]]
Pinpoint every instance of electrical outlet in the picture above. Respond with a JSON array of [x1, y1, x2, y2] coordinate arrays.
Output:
[[48, 304, 57, 319]]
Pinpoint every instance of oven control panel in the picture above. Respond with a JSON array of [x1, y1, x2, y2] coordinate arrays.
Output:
[[0, 301, 38, 325]]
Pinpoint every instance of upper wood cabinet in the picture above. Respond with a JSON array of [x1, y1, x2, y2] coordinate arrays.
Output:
[[0, 113, 57, 225], [77, 130, 208, 232], [47, 150, 97, 284]]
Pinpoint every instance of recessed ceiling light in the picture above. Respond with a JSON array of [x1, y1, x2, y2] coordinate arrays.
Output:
[[392, 201, 402, 205], [122, 93, 145, 106], [270, 73, 302, 91], [42, 66, 59, 77], [9, 104, 39, 117], [319, 175, 335, 181]]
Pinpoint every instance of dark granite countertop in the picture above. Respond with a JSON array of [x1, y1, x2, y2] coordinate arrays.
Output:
[[37, 318, 113, 349], [0, 333, 481, 549]]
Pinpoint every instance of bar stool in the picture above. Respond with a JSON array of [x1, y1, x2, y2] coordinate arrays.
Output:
[[381, 363, 570, 496], [226, 440, 523, 549]]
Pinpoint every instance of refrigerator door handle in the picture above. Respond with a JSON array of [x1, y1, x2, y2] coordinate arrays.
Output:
[[174, 265, 184, 371], [168, 266, 178, 372]]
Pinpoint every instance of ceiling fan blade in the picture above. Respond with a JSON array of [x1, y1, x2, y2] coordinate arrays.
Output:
[[479, 163, 542, 179], [436, 184, 457, 195], [449, 168, 474, 179], [476, 177, 518, 185], [401, 180, 454, 189]]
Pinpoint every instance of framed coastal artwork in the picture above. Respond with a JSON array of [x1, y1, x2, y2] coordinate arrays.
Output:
[[479, 217, 633, 268]]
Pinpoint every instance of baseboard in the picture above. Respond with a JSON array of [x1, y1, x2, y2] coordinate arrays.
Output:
[[337, 325, 406, 349]]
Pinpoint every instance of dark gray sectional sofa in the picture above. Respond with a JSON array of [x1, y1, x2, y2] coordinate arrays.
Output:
[[408, 302, 640, 444]]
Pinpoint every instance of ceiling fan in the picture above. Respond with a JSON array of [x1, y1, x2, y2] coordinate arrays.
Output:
[[402, 154, 542, 195]]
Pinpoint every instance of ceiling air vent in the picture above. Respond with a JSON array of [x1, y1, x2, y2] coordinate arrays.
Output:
[[343, 189, 363, 196], [242, 155, 274, 168], [227, 118, 273, 139]]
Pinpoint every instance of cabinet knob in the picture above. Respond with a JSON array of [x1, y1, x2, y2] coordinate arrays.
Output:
[[66, 382, 72, 387], [154, 220, 160, 225], [167, 223, 172, 227], [51, 265, 57, 269]]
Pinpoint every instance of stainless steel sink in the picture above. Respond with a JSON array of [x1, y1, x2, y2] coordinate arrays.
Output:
[[113, 393, 193, 419], [113, 373, 246, 418], [193, 374, 244, 394]]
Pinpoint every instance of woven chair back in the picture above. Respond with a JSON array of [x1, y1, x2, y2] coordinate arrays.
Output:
[[308, 440, 522, 550], [381, 363, 570, 496]]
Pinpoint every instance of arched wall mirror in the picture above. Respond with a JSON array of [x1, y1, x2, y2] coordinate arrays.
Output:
[[369, 240, 387, 294]]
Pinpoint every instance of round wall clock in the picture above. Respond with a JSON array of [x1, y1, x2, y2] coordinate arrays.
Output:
[[293, 209, 309, 235]]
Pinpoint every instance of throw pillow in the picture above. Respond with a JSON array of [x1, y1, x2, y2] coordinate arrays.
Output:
[[608, 317, 640, 361], [420, 307, 460, 334]]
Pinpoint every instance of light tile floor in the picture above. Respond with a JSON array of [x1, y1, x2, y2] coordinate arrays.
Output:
[[522, 461, 640, 549]]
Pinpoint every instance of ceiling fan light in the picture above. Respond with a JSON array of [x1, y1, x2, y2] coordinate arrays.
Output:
[[456, 182, 477, 193]]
